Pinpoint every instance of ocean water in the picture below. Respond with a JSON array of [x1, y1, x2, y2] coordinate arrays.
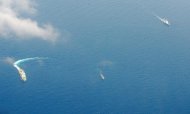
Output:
[[1, 0, 190, 113]]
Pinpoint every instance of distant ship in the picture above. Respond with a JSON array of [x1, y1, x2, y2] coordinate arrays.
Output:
[[155, 15, 171, 26], [99, 71, 105, 80]]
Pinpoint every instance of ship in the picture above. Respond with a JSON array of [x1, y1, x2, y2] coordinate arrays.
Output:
[[155, 15, 171, 26], [14, 64, 27, 81]]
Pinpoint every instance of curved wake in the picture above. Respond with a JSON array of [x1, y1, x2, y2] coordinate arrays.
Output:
[[13, 57, 47, 82]]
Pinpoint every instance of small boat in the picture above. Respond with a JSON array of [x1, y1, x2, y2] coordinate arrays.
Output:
[[155, 15, 171, 26], [159, 17, 171, 26], [100, 73, 105, 80]]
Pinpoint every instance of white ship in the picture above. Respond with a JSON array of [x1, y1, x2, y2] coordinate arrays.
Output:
[[14, 64, 27, 81], [155, 15, 171, 26], [100, 72, 105, 80]]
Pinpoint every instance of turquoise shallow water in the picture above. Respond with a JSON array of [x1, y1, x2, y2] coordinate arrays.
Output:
[[1, 0, 190, 113]]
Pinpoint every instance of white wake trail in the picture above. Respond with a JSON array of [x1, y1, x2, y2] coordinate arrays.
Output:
[[152, 13, 162, 21], [13, 57, 47, 82]]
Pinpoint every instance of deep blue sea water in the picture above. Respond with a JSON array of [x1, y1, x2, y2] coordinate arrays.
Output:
[[1, 0, 190, 113]]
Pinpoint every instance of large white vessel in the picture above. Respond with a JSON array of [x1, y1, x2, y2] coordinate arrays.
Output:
[[14, 64, 27, 81]]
